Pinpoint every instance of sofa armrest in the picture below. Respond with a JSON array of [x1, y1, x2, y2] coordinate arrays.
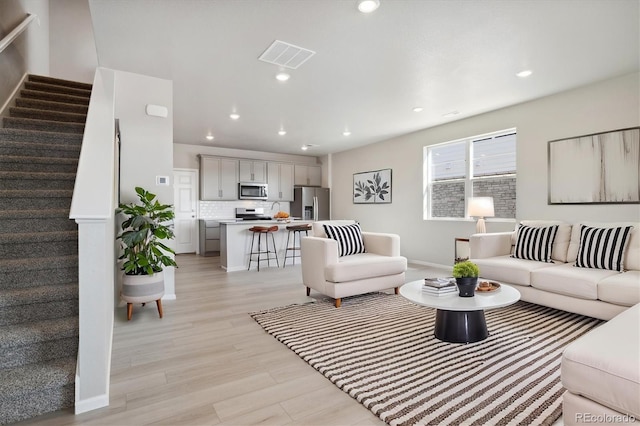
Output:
[[362, 232, 400, 257], [470, 232, 513, 259], [301, 236, 339, 289]]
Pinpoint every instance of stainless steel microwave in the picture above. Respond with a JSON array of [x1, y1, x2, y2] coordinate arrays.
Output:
[[238, 182, 268, 200]]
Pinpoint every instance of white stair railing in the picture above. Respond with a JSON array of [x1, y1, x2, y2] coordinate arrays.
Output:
[[0, 14, 37, 54], [69, 67, 118, 414]]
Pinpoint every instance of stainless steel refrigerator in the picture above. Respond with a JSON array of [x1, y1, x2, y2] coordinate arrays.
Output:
[[291, 187, 330, 221]]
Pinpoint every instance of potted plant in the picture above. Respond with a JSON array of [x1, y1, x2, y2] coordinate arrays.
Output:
[[117, 187, 177, 320], [452, 260, 480, 297]]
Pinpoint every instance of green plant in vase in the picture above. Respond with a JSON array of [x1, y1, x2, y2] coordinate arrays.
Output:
[[117, 186, 177, 320], [452, 260, 479, 297]]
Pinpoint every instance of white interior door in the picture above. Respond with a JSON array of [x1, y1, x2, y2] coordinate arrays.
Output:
[[173, 169, 198, 254]]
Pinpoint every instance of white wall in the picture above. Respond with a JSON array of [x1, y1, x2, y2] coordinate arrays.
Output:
[[331, 73, 640, 267], [116, 70, 175, 297], [19, 0, 49, 76], [0, 0, 49, 105], [50, 0, 98, 83]]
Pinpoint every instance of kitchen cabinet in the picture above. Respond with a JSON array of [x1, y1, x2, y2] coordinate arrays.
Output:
[[199, 220, 220, 256], [267, 162, 294, 201], [199, 155, 238, 200], [294, 164, 321, 186], [239, 160, 267, 183]]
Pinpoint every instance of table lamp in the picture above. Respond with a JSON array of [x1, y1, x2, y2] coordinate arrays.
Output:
[[468, 197, 494, 233]]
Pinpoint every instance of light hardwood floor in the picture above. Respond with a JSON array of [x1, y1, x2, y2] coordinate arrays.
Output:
[[19, 254, 449, 426]]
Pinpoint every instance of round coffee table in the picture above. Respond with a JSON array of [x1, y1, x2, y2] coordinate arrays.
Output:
[[400, 279, 521, 343]]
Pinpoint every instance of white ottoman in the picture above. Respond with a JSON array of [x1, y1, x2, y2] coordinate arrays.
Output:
[[561, 303, 640, 425]]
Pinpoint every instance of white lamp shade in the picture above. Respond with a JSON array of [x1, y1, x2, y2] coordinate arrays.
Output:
[[468, 197, 495, 218]]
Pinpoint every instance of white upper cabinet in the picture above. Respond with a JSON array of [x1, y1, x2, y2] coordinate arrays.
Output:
[[267, 162, 294, 201], [199, 156, 239, 200], [294, 164, 321, 186], [239, 160, 267, 183]]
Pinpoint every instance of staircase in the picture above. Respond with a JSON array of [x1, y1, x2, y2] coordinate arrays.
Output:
[[0, 75, 91, 424]]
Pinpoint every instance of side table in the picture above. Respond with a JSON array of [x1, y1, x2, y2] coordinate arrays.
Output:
[[454, 237, 470, 263]]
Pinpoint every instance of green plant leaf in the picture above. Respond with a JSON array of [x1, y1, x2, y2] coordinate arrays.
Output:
[[117, 187, 178, 275]]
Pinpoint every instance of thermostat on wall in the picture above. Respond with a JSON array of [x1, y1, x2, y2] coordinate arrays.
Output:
[[156, 176, 169, 186]]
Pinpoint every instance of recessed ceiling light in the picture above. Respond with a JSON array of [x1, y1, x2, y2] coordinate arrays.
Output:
[[276, 72, 290, 82], [357, 0, 380, 13], [205, 134, 214, 140], [343, 131, 351, 136], [516, 70, 533, 78], [278, 129, 287, 136], [301, 145, 309, 151], [412, 107, 423, 113], [443, 111, 459, 118], [229, 113, 240, 120]]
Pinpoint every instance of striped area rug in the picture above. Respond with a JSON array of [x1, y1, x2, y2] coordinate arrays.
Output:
[[250, 293, 603, 426]]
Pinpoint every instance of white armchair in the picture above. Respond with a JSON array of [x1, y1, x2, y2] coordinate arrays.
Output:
[[301, 220, 407, 307]]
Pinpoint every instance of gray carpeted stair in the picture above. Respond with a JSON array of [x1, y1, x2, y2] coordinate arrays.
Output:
[[15, 98, 88, 115], [0, 74, 90, 424]]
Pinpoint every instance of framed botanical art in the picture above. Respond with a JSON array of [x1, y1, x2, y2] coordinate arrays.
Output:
[[548, 127, 640, 204], [353, 168, 392, 204]]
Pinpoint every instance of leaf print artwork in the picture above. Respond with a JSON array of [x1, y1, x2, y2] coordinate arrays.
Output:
[[353, 169, 392, 203]]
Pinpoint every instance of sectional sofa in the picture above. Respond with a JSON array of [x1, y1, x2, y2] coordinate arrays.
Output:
[[469, 220, 638, 320], [469, 220, 639, 424]]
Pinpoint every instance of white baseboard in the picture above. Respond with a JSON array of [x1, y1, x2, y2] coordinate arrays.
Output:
[[408, 259, 450, 270], [75, 393, 109, 414]]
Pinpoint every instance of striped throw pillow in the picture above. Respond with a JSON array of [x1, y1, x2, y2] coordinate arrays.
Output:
[[575, 225, 633, 272], [323, 223, 365, 257], [511, 224, 558, 262]]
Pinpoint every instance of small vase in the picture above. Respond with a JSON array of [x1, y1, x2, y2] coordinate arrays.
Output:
[[456, 277, 477, 297]]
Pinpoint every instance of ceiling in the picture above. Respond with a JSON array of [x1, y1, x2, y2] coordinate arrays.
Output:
[[88, 0, 639, 156]]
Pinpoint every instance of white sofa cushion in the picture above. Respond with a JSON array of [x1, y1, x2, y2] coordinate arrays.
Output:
[[512, 224, 558, 262], [474, 255, 562, 287], [325, 253, 407, 282], [575, 225, 634, 272], [568, 222, 640, 271], [598, 271, 640, 307], [562, 303, 640, 418], [517, 220, 573, 262], [532, 263, 618, 300]]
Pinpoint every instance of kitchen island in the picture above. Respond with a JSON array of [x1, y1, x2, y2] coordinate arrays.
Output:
[[219, 220, 313, 271]]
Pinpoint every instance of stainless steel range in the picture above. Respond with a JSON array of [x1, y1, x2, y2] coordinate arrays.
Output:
[[235, 208, 272, 221]]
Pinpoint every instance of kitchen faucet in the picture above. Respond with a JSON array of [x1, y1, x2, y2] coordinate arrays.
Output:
[[270, 201, 281, 212]]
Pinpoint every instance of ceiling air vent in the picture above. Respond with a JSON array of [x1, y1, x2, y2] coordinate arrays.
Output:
[[258, 40, 315, 69]]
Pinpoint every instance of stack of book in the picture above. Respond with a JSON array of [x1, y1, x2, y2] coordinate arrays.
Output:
[[423, 278, 457, 296]]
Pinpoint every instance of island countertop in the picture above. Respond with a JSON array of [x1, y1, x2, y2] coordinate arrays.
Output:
[[219, 220, 313, 271], [218, 218, 305, 225]]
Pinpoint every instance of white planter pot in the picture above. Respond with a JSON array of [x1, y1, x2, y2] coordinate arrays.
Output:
[[121, 270, 165, 304]]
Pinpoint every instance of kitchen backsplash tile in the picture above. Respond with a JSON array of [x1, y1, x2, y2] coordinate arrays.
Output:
[[199, 200, 290, 219]]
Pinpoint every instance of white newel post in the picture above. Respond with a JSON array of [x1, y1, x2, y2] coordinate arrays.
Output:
[[74, 218, 115, 414]]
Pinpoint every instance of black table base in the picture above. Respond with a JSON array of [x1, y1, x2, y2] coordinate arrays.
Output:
[[434, 309, 488, 343]]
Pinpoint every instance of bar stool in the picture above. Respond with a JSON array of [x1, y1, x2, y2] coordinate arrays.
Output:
[[248, 225, 279, 271], [283, 224, 312, 268]]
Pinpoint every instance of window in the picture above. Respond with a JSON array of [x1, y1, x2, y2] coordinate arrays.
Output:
[[424, 129, 516, 220]]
